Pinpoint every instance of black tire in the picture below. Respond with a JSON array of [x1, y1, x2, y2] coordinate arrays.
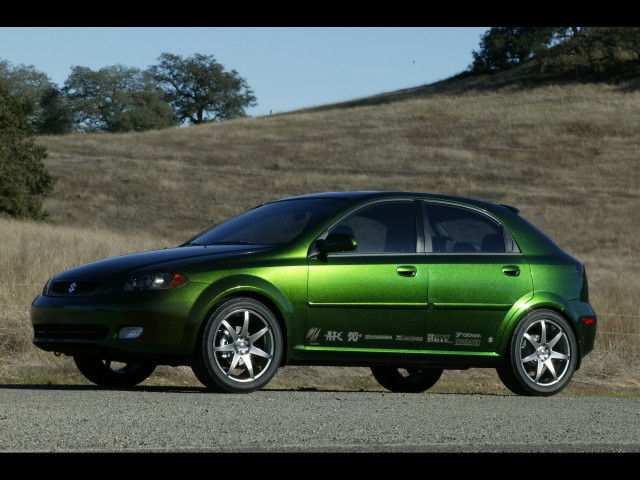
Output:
[[73, 355, 156, 388], [192, 297, 283, 393], [497, 309, 578, 396], [371, 366, 443, 393]]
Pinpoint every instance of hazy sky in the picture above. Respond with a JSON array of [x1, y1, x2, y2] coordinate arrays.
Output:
[[0, 27, 489, 117]]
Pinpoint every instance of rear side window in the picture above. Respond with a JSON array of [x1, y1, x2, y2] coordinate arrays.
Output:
[[424, 202, 517, 253]]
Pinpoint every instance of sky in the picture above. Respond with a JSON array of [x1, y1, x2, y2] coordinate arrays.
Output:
[[0, 27, 489, 118]]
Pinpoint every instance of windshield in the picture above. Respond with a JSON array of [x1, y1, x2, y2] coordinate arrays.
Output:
[[187, 198, 349, 246]]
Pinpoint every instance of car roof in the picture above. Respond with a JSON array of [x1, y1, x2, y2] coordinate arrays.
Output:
[[277, 191, 518, 214]]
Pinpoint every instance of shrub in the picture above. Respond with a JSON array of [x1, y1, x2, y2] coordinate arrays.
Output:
[[0, 82, 56, 220]]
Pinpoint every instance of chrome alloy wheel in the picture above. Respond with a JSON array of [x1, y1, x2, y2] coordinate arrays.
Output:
[[212, 308, 275, 383], [517, 318, 571, 387]]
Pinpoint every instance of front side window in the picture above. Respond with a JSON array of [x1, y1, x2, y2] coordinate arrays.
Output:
[[328, 201, 417, 253], [424, 202, 509, 253]]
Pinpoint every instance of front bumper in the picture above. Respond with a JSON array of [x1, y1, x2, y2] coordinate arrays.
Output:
[[30, 284, 207, 363]]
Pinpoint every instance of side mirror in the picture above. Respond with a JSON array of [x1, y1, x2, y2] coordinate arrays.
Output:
[[316, 233, 357, 255]]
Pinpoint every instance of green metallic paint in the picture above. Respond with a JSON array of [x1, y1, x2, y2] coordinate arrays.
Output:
[[426, 253, 532, 354], [304, 345, 501, 357], [307, 254, 427, 350]]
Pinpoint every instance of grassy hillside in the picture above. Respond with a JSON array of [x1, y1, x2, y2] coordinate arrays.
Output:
[[2, 73, 639, 394]]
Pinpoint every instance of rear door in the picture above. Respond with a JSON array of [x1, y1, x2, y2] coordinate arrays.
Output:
[[423, 201, 532, 352]]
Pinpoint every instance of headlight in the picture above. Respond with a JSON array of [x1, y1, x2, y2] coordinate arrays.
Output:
[[122, 272, 188, 292], [42, 276, 55, 295]]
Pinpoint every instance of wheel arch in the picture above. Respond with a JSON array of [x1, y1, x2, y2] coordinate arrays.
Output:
[[214, 290, 289, 365], [187, 275, 293, 365], [498, 292, 585, 370]]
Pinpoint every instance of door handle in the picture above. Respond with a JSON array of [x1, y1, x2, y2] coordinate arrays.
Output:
[[502, 265, 520, 277], [397, 266, 417, 277]]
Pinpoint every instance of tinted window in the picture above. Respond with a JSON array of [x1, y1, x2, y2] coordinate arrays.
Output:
[[189, 198, 348, 246], [329, 201, 416, 253], [425, 203, 505, 253]]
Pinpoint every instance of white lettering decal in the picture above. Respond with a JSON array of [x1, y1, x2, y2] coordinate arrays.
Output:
[[364, 334, 393, 340], [455, 332, 481, 338], [325, 331, 343, 342], [396, 335, 423, 342], [426, 334, 452, 344], [306, 327, 321, 344]]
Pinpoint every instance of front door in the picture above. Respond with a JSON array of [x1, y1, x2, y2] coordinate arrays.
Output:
[[307, 200, 427, 351]]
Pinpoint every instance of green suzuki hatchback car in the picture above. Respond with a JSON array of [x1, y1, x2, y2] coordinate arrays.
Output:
[[31, 191, 596, 396]]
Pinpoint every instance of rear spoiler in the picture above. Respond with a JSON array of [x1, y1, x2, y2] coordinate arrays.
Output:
[[501, 204, 520, 215]]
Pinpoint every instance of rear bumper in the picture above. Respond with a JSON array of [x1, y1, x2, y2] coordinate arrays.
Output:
[[569, 299, 597, 359]]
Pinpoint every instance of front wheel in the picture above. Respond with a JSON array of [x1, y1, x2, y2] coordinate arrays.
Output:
[[192, 298, 283, 393], [73, 355, 156, 388], [371, 366, 443, 393], [497, 309, 578, 396]]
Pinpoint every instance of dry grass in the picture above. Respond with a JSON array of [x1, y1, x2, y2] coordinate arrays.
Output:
[[0, 218, 167, 382], [1, 81, 639, 395]]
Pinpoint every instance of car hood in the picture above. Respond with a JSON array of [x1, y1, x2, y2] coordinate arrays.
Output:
[[53, 244, 273, 281]]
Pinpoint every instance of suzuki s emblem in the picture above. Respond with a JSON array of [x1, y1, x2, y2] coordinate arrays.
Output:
[[68, 282, 77, 293]]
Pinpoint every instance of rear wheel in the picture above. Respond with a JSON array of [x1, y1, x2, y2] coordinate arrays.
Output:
[[497, 309, 578, 396], [192, 298, 283, 393], [371, 366, 443, 393], [73, 355, 156, 387]]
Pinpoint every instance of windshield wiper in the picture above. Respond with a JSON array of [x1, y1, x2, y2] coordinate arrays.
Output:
[[209, 241, 263, 245], [185, 241, 269, 247]]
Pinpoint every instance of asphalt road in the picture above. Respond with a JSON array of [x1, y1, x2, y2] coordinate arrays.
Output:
[[1, 385, 639, 453]]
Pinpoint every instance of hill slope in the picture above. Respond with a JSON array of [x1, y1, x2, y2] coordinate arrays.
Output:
[[5, 50, 640, 393]]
